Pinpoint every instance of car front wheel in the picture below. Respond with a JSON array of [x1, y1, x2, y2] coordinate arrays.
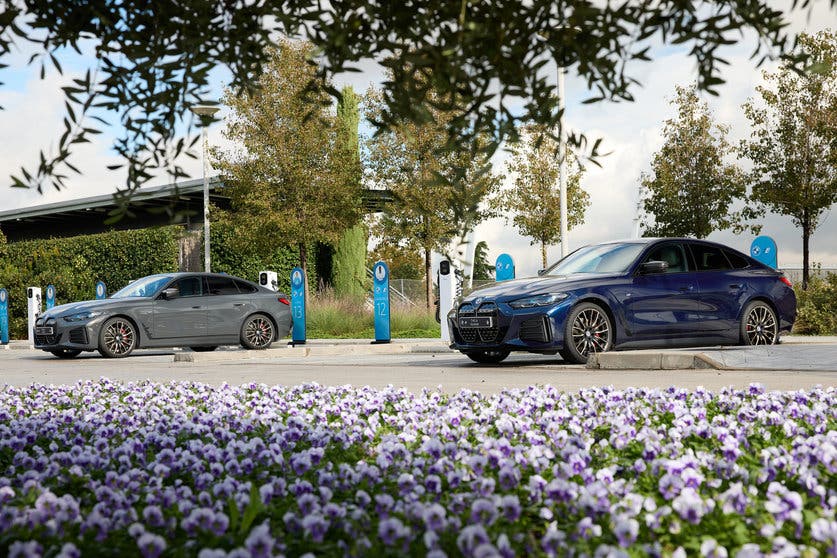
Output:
[[240, 314, 275, 350], [98, 317, 137, 358], [560, 302, 613, 364], [740, 301, 778, 346], [465, 349, 510, 364]]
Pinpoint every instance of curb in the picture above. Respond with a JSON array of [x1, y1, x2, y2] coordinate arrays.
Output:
[[587, 351, 724, 370], [173, 342, 454, 363]]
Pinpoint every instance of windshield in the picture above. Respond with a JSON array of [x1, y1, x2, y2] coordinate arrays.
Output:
[[544, 243, 646, 276], [110, 275, 174, 298]]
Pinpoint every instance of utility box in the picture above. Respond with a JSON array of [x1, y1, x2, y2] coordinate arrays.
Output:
[[259, 271, 279, 292], [27, 287, 42, 348]]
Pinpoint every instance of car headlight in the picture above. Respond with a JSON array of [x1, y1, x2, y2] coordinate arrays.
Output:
[[63, 311, 103, 322], [508, 293, 569, 309]]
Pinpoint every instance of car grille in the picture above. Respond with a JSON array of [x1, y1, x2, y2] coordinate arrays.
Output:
[[35, 333, 60, 346], [520, 316, 552, 344], [457, 301, 502, 344], [68, 328, 88, 345]]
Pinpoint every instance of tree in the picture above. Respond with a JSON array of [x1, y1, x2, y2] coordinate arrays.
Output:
[[2, 1, 819, 204], [740, 31, 837, 289], [640, 85, 755, 239], [212, 40, 362, 300], [331, 86, 368, 300], [472, 241, 495, 281], [497, 124, 590, 269], [368, 243, 423, 280], [365, 90, 501, 308]]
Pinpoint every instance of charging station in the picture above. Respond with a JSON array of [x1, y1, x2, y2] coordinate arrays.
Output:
[[438, 260, 455, 342], [259, 271, 279, 292], [27, 287, 42, 348], [0, 289, 8, 345]]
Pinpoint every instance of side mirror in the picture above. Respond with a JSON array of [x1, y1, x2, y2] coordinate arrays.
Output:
[[639, 260, 669, 275], [160, 287, 180, 300]]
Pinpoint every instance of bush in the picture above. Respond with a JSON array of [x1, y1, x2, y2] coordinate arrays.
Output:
[[793, 273, 837, 335]]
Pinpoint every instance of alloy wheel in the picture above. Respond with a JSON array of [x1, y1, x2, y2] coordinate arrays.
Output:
[[745, 305, 777, 345], [571, 307, 610, 357], [103, 319, 135, 356], [244, 316, 274, 348]]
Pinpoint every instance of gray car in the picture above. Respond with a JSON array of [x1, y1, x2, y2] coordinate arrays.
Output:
[[33, 273, 293, 358]]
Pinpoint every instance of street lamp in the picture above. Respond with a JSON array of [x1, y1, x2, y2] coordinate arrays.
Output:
[[190, 103, 221, 273]]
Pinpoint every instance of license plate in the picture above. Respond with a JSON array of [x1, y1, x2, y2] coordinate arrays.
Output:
[[35, 326, 54, 335], [459, 316, 493, 328]]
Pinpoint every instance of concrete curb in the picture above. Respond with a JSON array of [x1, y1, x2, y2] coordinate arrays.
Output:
[[173, 342, 454, 363], [588, 351, 724, 370]]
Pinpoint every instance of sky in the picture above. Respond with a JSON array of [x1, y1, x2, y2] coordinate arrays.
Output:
[[1, 2, 836, 279]]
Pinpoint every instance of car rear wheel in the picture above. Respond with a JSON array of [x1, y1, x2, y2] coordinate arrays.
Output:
[[465, 349, 510, 364], [98, 317, 137, 358], [50, 348, 82, 359], [560, 302, 613, 364], [241, 314, 274, 350], [190, 346, 218, 352], [740, 301, 778, 346]]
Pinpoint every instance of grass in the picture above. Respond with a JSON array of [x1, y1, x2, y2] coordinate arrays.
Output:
[[305, 290, 440, 339]]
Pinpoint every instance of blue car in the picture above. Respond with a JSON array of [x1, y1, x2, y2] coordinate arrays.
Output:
[[448, 238, 796, 364]]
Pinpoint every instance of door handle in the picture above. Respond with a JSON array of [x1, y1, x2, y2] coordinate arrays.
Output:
[[233, 303, 245, 307], [191, 305, 202, 309], [729, 283, 744, 290], [678, 286, 694, 292]]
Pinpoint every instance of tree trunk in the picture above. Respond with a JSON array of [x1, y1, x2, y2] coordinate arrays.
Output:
[[802, 213, 810, 291], [541, 241, 547, 270], [299, 242, 310, 309], [424, 248, 433, 310]]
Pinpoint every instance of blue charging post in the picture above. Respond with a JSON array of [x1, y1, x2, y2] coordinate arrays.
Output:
[[46, 285, 56, 310], [750, 236, 778, 269], [372, 261, 391, 344], [95, 281, 107, 300], [290, 267, 306, 345], [0, 289, 8, 344], [495, 254, 515, 282]]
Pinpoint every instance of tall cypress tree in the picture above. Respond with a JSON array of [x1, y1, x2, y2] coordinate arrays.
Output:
[[332, 87, 368, 300]]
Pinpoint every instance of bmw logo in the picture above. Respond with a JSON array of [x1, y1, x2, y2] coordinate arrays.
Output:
[[474, 297, 483, 306]]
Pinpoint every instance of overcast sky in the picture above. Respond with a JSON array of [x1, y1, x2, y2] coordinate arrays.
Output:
[[1, 2, 835, 278]]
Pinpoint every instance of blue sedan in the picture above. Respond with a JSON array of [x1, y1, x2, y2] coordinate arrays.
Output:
[[448, 238, 796, 364]]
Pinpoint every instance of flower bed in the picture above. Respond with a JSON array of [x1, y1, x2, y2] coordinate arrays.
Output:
[[0, 380, 835, 557]]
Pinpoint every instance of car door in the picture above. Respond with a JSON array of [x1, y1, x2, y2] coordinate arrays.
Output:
[[152, 276, 207, 339], [621, 242, 704, 338], [687, 242, 741, 333], [203, 276, 254, 337]]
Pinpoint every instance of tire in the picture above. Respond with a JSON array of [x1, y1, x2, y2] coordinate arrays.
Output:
[[98, 317, 137, 358], [240, 314, 275, 350], [50, 349, 82, 359], [740, 301, 778, 346], [559, 302, 613, 364], [465, 349, 510, 364], [190, 346, 218, 352]]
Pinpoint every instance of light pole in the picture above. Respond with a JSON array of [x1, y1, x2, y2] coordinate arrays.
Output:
[[557, 65, 568, 259], [190, 103, 220, 273]]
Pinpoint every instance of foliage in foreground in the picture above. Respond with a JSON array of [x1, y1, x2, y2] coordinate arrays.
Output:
[[0, 381, 835, 557]]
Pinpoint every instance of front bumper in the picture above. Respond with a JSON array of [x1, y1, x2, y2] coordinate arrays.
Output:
[[33, 317, 99, 351], [448, 299, 573, 353]]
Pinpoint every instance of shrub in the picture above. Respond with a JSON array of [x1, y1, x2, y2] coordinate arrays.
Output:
[[793, 272, 837, 334], [307, 290, 440, 338]]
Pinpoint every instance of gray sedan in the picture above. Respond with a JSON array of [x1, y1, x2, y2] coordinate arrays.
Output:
[[33, 273, 293, 358]]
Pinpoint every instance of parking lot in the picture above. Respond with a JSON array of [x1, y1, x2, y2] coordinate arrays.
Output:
[[2, 337, 836, 393]]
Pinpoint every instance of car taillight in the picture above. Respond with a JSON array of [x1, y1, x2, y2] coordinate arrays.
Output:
[[779, 276, 793, 288], [278, 297, 290, 305]]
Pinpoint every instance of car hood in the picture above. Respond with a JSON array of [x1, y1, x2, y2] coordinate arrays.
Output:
[[463, 273, 623, 302], [41, 298, 147, 319]]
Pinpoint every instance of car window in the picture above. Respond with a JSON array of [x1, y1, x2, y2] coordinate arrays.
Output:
[[690, 244, 732, 271], [234, 280, 258, 294], [643, 244, 688, 273], [723, 249, 751, 269], [111, 275, 173, 298], [174, 277, 203, 297], [205, 276, 240, 295], [544, 243, 646, 275]]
